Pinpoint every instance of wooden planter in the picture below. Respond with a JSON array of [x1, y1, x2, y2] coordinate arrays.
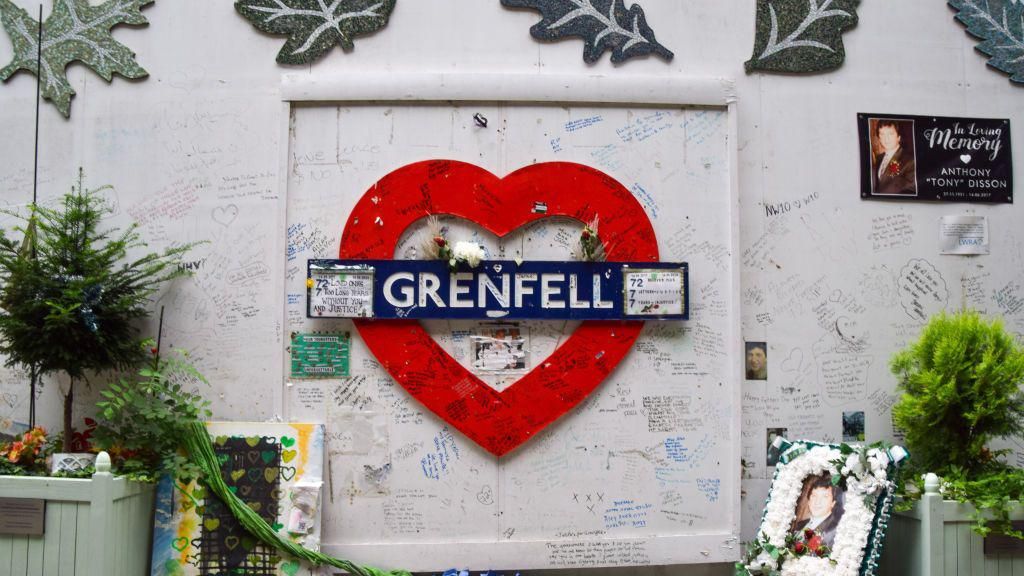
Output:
[[878, 473, 1024, 575], [0, 452, 155, 576]]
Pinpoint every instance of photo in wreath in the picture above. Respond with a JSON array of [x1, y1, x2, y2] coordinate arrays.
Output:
[[789, 472, 846, 552]]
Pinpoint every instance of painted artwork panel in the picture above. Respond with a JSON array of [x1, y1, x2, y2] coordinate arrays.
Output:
[[151, 422, 325, 576]]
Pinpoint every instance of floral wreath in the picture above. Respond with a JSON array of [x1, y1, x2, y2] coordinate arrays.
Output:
[[738, 438, 907, 576]]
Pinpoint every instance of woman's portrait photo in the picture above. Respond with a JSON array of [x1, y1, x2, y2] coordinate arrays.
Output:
[[789, 473, 846, 551], [869, 118, 918, 196]]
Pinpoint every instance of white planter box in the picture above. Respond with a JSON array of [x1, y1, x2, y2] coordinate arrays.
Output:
[[0, 452, 155, 576], [879, 474, 1024, 576]]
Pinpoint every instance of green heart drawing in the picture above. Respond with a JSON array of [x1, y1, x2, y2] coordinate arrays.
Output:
[[242, 535, 257, 551], [248, 468, 263, 483], [245, 436, 261, 447], [247, 501, 262, 513], [261, 450, 277, 464], [280, 466, 297, 481], [214, 436, 229, 446], [265, 468, 279, 483], [282, 449, 297, 463], [203, 518, 220, 531], [281, 436, 296, 447], [228, 486, 238, 495], [281, 560, 301, 576], [217, 453, 229, 465], [171, 537, 189, 552], [224, 535, 240, 550], [230, 469, 246, 482], [272, 522, 284, 531]]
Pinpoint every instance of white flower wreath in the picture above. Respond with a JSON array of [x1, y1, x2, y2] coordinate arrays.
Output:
[[740, 439, 907, 576]]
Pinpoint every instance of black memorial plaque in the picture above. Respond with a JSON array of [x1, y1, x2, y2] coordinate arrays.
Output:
[[859, 113, 1012, 203]]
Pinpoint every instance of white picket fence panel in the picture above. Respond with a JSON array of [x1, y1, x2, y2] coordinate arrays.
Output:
[[0, 453, 154, 576], [879, 474, 1024, 576]]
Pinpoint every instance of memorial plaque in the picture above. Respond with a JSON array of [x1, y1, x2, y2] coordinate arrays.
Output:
[[623, 267, 687, 316], [0, 498, 45, 535], [308, 265, 374, 318], [290, 332, 351, 379]]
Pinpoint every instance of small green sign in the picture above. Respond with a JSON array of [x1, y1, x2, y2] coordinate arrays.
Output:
[[290, 332, 350, 379]]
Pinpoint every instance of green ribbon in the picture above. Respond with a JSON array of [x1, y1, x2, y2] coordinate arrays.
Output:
[[183, 421, 412, 576], [778, 442, 806, 465]]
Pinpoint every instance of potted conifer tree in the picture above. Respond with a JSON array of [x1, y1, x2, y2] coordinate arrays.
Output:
[[0, 169, 195, 466], [0, 170, 199, 574]]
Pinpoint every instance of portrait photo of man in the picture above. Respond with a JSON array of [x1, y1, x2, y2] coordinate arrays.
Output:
[[745, 342, 767, 380], [870, 118, 918, 196], [789, 473, 846, 550]]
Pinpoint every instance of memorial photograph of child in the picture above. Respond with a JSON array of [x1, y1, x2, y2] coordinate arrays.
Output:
[[789, 472, 845, 550]]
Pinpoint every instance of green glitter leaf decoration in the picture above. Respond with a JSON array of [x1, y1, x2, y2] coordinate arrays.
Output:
[[500, 0, 673, 64], [949, 0, 1024, 84], [0, 0, 153, 117], [745, 0, 859, 74], [235, 0, 398, 65]]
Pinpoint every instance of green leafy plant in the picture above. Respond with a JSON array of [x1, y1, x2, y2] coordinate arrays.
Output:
[[93, 343, 211, 483], [891, 311, 1024, 537], [0, 169, 196, 453]]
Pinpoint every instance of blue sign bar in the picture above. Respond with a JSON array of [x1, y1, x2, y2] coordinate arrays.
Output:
[[307, 259, 689, 321]]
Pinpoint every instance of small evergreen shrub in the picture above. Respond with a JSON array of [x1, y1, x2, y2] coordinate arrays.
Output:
[[891, 311, 1024, 536], [0, 170, 196, 452]]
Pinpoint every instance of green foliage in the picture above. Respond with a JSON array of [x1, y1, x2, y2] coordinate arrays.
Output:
[[93, 343, 211, 482], [939, 467, 1024, 539], [891, 311, 1024, 475], [0, 169, 198, 450], [891, 311, 1024, 538]]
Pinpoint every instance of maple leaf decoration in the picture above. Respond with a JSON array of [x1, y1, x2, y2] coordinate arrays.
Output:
[[0, 0, 153, 117], [501, 0, 673, 64], [235, 0, 398, 65], [949, 0, 1024, 83]]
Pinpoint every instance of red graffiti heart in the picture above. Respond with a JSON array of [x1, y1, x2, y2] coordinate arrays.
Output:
[[339, 160, 658, 456]]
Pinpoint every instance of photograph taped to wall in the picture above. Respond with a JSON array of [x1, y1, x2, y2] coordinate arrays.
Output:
[[470, 324, 529, 373], [746, 341, 768, 381], [842, 411, 865, 442], [766, 427, 786, 467]]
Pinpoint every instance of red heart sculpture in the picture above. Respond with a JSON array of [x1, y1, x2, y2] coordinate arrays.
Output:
[[339, 160, 659, 456]]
